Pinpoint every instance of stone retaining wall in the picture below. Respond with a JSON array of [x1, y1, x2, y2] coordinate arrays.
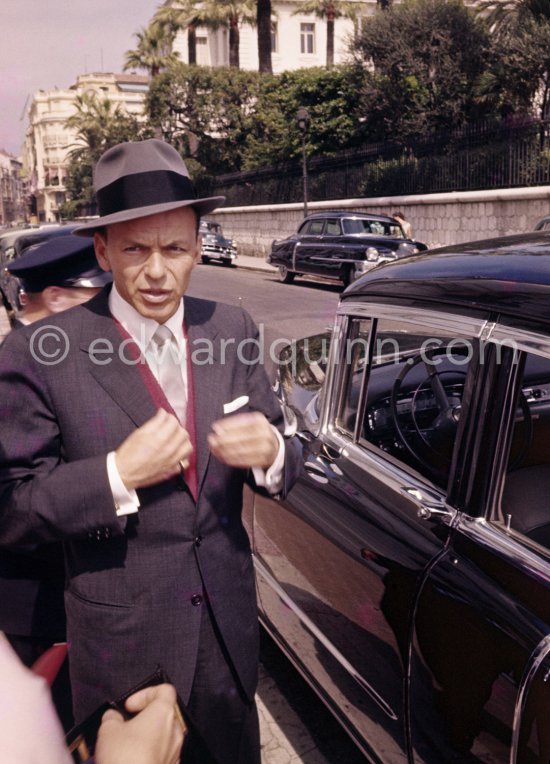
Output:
[[210, 185, 550, 257]]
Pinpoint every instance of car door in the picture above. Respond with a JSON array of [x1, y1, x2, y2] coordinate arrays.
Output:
[[408, 323, 550, 763], [253, 304, 490, 763], [311, 217, 349, 279], [293, 218, 326, 276]]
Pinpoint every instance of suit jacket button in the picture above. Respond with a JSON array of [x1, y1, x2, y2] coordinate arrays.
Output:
[[194, 536, 203, 547], [191, 594, 203, 607]]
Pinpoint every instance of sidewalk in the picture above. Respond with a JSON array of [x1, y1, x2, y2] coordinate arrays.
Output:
[[235, 254, 276, 273]]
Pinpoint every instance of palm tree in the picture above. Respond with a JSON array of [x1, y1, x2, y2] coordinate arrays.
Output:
[[153, 0, 200, 65], [292, 0, 358, 68], [195, 0, 257, 68], [476, 0, 550, 35], [124, 23, 180, 77], [257, 0, 273, 73], [64, 93, 151, 210]]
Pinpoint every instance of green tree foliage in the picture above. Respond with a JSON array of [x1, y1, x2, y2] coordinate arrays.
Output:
[[241, 66, 367, 168], [147, 64, 266, 173], [153, 0, 200, 65], [477, 0, 550, 37], [476, 10, 550, 125], [352, 0, 496, 141], [124, 23, 180, 77], [62, 94, 153, 216], [147, 63, 367, 173]]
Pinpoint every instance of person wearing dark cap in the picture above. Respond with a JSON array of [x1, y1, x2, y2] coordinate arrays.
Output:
[[0, 139, 300, 764], [0, 234, 112, 731], [9, 234, 112, 327]]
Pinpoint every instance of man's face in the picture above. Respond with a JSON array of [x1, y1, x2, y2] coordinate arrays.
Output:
[[94, 206, 200, 323]]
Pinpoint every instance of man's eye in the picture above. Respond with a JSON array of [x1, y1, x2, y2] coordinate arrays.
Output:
[[124, 246, 143, 253]]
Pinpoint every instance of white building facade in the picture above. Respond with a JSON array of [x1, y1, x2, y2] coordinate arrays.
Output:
[[172, 0, 375, 72], [24, 73, 148, 223], [0, 152, 25, 226]]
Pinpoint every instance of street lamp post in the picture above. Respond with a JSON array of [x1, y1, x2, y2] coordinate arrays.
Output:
[[296, 106, 310, 217]]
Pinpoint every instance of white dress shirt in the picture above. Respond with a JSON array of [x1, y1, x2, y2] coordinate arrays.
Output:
[[106, 285, 284, 516]]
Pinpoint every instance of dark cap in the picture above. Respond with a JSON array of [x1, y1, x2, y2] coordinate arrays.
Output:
[[8, 235, 112, 293]]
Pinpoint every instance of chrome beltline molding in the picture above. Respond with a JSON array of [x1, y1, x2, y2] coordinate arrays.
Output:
[[253, 556, 398, 721]]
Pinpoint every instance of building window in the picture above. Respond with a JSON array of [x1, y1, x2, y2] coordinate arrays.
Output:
[[300, 23, 315, 55], [196, 35, 209, 66], [271, 22, 278, 53]]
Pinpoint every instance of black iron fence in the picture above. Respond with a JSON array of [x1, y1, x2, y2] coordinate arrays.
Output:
[[197, 117, 550, 206]]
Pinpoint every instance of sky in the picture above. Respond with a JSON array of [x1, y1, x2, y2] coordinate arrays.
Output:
[[2, 0, 160, 156]]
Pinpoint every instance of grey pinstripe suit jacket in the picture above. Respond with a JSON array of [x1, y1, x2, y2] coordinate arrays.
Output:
[[0, 287, 300, 721]]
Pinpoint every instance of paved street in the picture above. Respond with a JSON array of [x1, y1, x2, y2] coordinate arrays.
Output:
[[189, 259, 365, 764]]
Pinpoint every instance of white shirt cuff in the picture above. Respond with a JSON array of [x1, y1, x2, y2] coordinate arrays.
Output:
[[107, 452, 140, 516], [252, 427, 285, 495]]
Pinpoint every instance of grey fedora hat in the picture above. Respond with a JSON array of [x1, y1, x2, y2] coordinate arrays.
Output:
[[74, 139, 224, 235]]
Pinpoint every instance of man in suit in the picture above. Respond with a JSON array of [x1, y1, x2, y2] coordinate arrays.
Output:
[[1, 235, 112, 731], [0, 139, 300, 764]]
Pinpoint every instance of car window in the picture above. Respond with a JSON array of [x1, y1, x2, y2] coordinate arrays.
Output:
[[336, 317, 477, 489], [325, 220, 341, 236], [497, 350, 550, 553], [304, 220, 325, 235], [342, 218, 400, 237]]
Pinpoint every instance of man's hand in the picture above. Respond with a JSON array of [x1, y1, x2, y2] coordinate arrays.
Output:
[[115, 409, 193, 491], [208, 412, 279, 470], [94, 683, 185, 764]]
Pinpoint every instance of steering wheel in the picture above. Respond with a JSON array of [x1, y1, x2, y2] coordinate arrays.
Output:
[[390, 348, 533, 479], [390, 348, 467, 479]]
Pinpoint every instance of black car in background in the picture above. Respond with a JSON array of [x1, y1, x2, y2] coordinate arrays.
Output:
[[0, 224, 77, 310], [199, 219, 237, 266], [245, 231, 550, 763], [267, 211, 427, 287]]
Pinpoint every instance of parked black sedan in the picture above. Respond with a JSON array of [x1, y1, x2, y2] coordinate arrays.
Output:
[[199, 219, 237, 266], [267, 211, 427, 287], [246, 231, 550, 763]]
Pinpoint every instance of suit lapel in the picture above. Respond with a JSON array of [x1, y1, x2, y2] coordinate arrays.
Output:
[[185, 297, 226, 495], [79, 292, 229, 498], [79, 291, 158, 428]]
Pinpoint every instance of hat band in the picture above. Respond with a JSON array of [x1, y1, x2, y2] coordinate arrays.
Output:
[[97, 170, 197, 217]]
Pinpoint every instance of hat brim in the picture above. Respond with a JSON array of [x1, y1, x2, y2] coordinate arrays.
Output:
[[73, 196, 225, 236]]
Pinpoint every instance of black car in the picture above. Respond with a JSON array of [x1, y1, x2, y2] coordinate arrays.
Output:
[[0, 227, 40, 309], [534, 215, 550, 232], [199, 219, 237, 266], [246, 231, 550, 763], [267, 211, 427, 287], [0, 224, 78, 310]]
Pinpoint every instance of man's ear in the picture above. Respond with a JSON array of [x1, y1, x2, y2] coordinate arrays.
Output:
[[94, 232, 111, 272], [41, 286, 64, 313]]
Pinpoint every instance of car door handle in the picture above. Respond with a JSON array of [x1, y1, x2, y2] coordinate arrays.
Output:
[[400, 486, 455, 524], [304, 458, 329, 484]]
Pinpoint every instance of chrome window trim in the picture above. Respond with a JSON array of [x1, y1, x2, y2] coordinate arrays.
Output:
[[491, 324, 550, 357], [336, 302, 491, 338], [456, 515, 550, 577], [322, 422, 452, 519]]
